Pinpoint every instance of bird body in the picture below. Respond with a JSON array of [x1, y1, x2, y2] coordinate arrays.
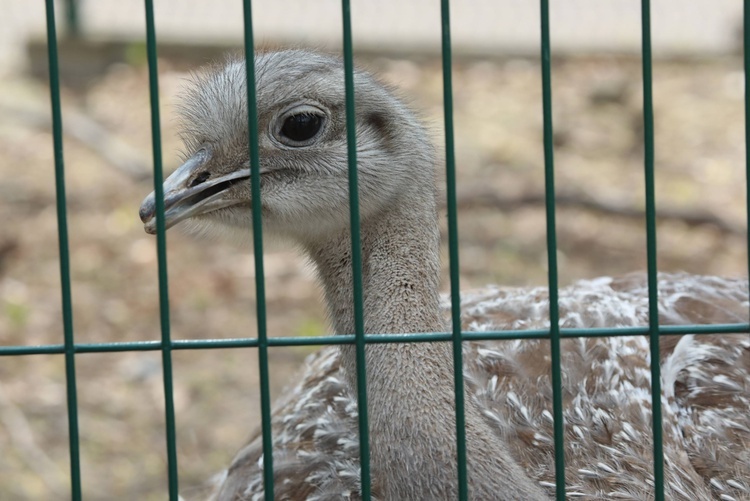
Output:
[[216, 273, 750, 501], [139, 50, 750, 500]]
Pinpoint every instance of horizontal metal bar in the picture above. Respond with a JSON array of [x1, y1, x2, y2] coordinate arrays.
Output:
[[2, 322, 747, 357]]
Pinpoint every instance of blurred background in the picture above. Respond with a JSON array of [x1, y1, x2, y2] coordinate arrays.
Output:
[[0, 1, 747, 499]]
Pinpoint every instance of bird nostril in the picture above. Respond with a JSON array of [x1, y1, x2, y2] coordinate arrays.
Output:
[[189, 171, 211, 187]]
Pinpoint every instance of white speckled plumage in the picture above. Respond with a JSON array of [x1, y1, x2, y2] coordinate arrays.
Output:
[[138, 50, 750, 501], [217, 274, 750, 501]]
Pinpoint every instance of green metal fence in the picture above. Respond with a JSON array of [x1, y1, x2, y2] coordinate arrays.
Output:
[[3, 1, 750, 500]]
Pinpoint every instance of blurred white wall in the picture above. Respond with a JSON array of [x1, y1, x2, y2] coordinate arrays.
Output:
[[1, 0, 744, 75]]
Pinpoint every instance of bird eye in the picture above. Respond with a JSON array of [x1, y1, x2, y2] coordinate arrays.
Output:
[[279, 113, 323, 145]]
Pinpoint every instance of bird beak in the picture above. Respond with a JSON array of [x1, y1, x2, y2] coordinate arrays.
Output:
[[139, 148, 252, 234]]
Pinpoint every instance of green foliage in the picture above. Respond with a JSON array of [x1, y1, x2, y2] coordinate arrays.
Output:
[[295, 318, 326, 338], [124, 41, 148, 67], [4, 300, 29, 329]]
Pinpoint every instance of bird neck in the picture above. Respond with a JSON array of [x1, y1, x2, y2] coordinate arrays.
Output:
[[307, 189, 445, 337], [305, 187, 546, 499]]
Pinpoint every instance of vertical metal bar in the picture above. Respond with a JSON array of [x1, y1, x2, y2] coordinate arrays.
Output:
[[340, 1, 371, 498], [241, 2, 274, 499], [44, 1, 81, 498], [639, 1, 664, 499], [64, 0, 80, 37], [439, 1, 468, 499], [539, 1, 566, 499], [143, 2, 179, 498], [744, 0, 750, 320]]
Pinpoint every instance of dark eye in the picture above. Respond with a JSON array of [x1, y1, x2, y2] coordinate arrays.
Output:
[[280, 113, 323, 144]]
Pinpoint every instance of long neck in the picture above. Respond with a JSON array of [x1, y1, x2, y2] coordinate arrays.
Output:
[[309, 193, 444, 338], [306, 187, 547, 500]]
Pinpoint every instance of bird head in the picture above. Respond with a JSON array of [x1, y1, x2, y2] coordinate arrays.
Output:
[[139, 50, 434, 244]]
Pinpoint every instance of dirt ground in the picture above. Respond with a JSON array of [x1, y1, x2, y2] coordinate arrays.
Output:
[[0, 52, 747, 500]]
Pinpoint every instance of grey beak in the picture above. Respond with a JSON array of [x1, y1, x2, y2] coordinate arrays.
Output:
[[139, 147, 252, 234]]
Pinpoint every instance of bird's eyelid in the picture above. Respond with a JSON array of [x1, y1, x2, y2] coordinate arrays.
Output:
[[276, 102, 328, 121]]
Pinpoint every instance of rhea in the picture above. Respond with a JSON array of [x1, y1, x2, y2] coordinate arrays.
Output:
[[140, 50, 750, 500]]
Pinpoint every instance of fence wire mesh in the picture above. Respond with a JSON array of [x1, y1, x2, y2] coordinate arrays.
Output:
[[1, 1, 749, 500]]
